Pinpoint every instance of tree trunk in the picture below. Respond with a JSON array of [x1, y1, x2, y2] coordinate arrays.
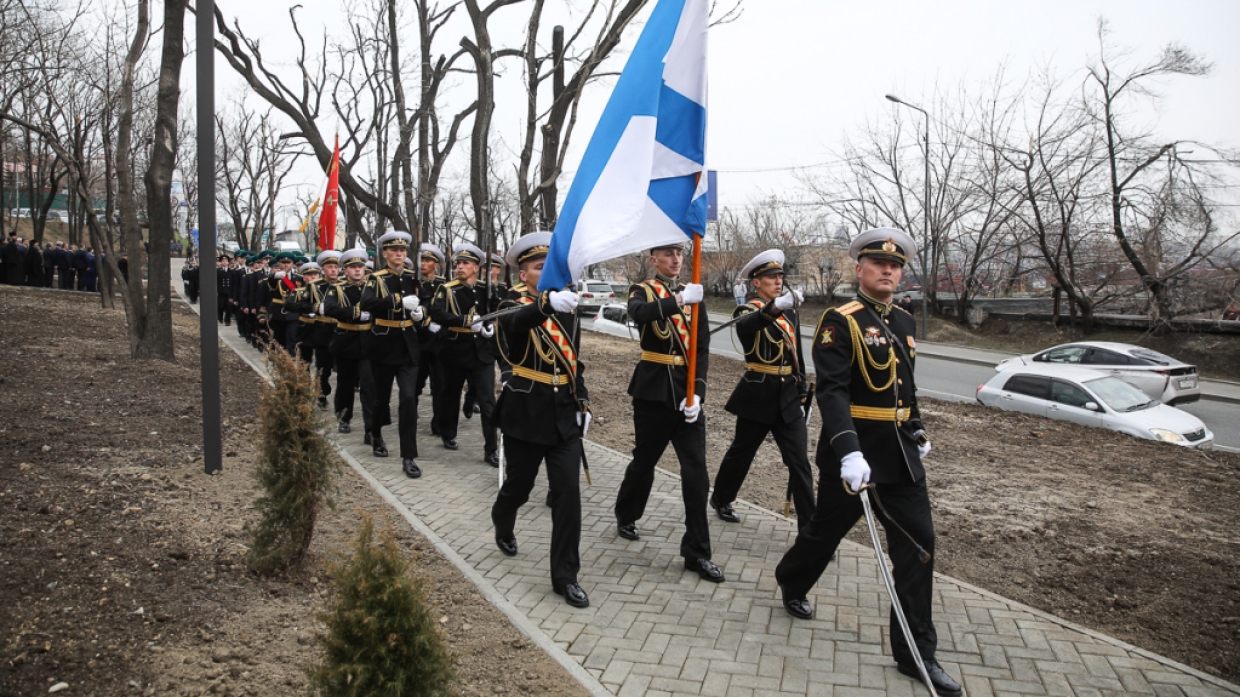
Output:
[[136, 0, 187, 361], [115, 0, 151, 357]]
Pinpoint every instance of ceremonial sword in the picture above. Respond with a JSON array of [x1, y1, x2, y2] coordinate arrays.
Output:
[[847, 481, 938, 697]]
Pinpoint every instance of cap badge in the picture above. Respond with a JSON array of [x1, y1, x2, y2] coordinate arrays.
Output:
[[882, 239, 897, 253]]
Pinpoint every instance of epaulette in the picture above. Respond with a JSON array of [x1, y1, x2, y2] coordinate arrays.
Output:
[[894, 304, 912, 316], [373, 269, 390, 277], [835, 301, 863, 316], [444, 279, 462, 288]]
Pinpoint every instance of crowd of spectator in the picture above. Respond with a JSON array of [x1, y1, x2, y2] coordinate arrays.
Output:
[[0, 231, 124, 292]]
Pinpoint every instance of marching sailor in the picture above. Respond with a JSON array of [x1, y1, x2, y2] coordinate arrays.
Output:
[[360, 231, 425, 479], [428, 243, 500, 466], [490, 232, 591, 608], [774, 227, 960, 697], [709, 250, 815, 529], [613, 243, 723, 583], [415, 244, 447, 436], [322, 250, 376, 438]]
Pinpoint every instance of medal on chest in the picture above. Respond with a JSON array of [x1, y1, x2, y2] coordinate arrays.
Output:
[[863, 325, 888, 347]]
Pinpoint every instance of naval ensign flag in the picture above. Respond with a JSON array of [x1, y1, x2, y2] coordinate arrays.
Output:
[[538, 0, 708, 292]]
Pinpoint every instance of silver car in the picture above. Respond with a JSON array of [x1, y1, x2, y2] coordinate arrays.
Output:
[[995, 341, 1200, 405], [977, 365, 1213, 448], [589, 303, 637, 339]]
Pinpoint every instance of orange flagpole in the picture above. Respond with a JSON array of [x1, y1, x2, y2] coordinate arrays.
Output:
[[683, 231, 703, 419]]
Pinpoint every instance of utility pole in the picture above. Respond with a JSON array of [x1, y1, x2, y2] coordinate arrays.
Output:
[[198, 0, 222, 475]]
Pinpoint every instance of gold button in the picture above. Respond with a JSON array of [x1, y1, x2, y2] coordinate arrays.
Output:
[[898, 400, 904, 406], [898, 379, 904, 385], [897, 421, 904, 427]]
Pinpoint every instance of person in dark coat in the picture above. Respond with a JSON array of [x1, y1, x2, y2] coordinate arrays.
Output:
[[2, 235, 24, 285], [491, 232, 591, 608], [360, 231, 424, 478], [42, 240, 56, 287], [116, 254, 129, 283], [71, 244, 88, 290], [261, 252, 299, 353], [59, 244, 76, 289], [83, 249, 97, 292], [428, 243, 499, 466], [25, 241, 44, 287], [323, 249, 376, 437], [710, 250, 815, 531], [612, 243, 721, 583], [774, 227, 961, 697], [414, 244, 447, 436]]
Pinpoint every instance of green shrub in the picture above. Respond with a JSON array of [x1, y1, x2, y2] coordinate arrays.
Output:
[[249, 345, 339, 574], [308, 512, 456, 697]]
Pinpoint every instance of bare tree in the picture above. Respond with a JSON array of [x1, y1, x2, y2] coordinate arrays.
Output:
[[1084, 20, 1232, 326]]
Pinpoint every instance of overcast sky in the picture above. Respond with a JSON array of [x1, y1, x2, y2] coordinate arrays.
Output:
[[201, 0, 1240, 227]]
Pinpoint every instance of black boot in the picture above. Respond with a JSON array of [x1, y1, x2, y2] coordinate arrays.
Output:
[[372, 432, 388, 458]]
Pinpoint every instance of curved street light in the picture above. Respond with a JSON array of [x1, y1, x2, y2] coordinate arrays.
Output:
[[885, 94, 931, 338]]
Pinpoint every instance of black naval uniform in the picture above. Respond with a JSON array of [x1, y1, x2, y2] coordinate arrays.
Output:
[[491, 287, 588, 589], [323, 279, 376, 434], [217, 264, 232, 325], [240, 266, 267, 346], [429, 278, 499, 457], [286, 278, 337, 400], [775, 293, 936, 667], [613, 275, 713, 563], [415, 273, 446, 434], [360, 265, 422, 460], [262, 272, 301, 355], [712, 298, 816, 529]]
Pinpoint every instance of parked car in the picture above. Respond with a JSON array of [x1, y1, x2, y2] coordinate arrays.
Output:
[[590, 303, 637, 339], [995, 341, 1200, 405], [976, 365, 1213, 449], [579, 281, 616, 314], [609, 282, 630, 299]]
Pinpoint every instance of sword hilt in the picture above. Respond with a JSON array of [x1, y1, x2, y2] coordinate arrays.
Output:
[[842, 481, 874, 496]]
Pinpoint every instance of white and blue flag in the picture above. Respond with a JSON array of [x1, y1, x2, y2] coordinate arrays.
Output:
[[539, 0, 708, 292]]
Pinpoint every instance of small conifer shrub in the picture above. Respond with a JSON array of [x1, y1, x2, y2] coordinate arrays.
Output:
[[308, 512, 456, 697], [249, 345, 339, 574]]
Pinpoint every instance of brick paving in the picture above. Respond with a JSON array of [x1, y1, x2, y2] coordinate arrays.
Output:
[[181, 282, 1239, 697]]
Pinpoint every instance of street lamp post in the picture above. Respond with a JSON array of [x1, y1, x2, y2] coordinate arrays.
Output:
[[885, 94, 930, 339]]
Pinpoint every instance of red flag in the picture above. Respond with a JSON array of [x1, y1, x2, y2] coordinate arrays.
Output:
[[317, 136, 340, 252]]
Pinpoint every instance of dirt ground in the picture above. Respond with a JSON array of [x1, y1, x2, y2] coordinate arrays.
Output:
[[0, 286, 587, 697], [578, 331, 1240, 685]]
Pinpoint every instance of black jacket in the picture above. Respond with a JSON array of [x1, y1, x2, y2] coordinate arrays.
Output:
[[262, 274, 299, 322], [286, 279, 338, 347], [323, 280, 371, 361], [812, 294, 925, 485], [723, 299, 808, 426], [359, 267, 421, 366], [428, 278, 498, 368], [495, 288, 588, 446], [625, 277, 709, 409]]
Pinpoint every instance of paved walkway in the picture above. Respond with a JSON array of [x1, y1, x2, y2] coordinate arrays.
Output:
[[177, 285, 1238, 697]]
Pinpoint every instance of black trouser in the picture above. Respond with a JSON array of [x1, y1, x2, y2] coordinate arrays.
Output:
[[416, 350, 443, 432], [775, 477, 938, 666], [436, 361, 497, 453], [270, 318, 296, 355], [297, 324, 315, 364], [333, 355, 374, 431], [713, 414, 815, 530], [492, 434, 582, 587], [314, 344, 333, 399], [217, 294, 231, 324], [369, 361, 419, 459], [614, 399, 712, 562], [44, 269, 54, 287], [59, 269, 74, 289]]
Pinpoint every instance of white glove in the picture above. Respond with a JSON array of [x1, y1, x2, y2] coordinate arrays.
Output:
[[428, 322, 441, 333], [549, 290, 579, 314], [359, 311, 371, 322], [401, 295, 420, 313], [274, 270, 287, 279], [914, 430, 931, 459], [479, 322, 494, 338], [774, 289, 804, 311], [410, 306, 425, 322], [840, 451, 871, 493], [318, 302, 326, 314], [576, 410, 592, 436], [680, 283, 703, 305], [678, 395, 702, 423], [307, 313, 316, 319]]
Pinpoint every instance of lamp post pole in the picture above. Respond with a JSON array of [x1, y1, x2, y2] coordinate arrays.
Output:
[[885, 94, 930, 339]]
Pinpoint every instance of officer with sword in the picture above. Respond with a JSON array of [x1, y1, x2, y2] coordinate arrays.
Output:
[[774, 227, 961, 697], [489, 232, 592, 608], [709, 249, 815, 530]]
